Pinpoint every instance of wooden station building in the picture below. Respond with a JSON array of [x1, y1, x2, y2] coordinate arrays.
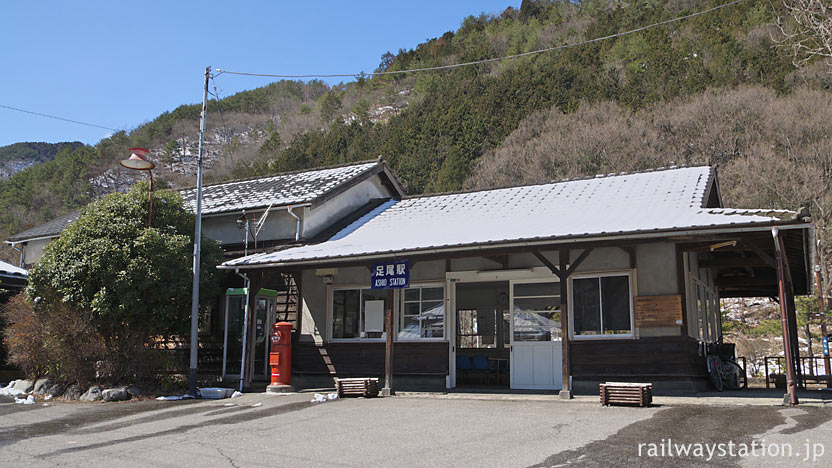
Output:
[[221, 165, 814, 395]]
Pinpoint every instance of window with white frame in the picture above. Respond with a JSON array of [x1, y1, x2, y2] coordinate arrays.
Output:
[[332, 288, 388, 340], [399, 285, 445, 339], [571, 273, 633, 337]]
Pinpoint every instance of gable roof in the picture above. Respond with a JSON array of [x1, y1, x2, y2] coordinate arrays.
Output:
[[6, 210, 81, 243], [179, 160, 401, 216], [6, 160, 403, 243], [222, 166, 806, 268]]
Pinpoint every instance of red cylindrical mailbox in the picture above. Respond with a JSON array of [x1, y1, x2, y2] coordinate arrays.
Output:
[[269, 322, 292, 386]]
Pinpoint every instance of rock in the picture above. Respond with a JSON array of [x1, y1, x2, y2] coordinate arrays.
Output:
[[47, 383, 64, 398], [63, 385, 82, 401], [12, 380, 34, 393], [80, 386, 102, 402], [32, 378, 53, 395], [102, 386, 131, 402], [127, 386, 142, 398]]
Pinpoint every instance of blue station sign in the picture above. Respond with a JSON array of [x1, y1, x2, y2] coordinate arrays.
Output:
[[371, 260, 409, 289]]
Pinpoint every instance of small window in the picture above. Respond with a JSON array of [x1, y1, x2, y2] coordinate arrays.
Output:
[[399, 285, 444, 339], [332, 288, 389, 340], [512, 281, 560, 342], [572, 274, 632, 337]]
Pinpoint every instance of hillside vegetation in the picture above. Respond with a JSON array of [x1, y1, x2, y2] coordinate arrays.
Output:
[[1, 0, 830, 267], [0, 142, 84, 179]]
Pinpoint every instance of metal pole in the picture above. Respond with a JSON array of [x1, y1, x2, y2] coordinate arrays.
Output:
[[147, 169, 153, 227], [773, 227, 798, 405], [236, 270, 251, 393], [814, 240, 831, 379], [188, 66, 210, 396]]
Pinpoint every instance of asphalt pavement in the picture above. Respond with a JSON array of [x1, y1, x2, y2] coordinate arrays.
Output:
[[1, 391, 830, 467]]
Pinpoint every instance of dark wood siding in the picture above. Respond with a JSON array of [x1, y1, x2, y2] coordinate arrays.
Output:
[[293, 341, 449, 376], [571, 337, 705, 379]]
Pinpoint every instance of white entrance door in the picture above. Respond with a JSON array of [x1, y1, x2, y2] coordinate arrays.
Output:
[[510, 279, 562, 390]]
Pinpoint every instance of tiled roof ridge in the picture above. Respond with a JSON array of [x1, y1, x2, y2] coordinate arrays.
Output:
[[6, 210, 82, 242], [401, 165, 711, 201], [177, 158, 381, 192]]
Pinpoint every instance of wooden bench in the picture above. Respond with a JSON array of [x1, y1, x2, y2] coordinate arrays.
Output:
[[600, 382, 653, 407], [336, 378, 380, 398]]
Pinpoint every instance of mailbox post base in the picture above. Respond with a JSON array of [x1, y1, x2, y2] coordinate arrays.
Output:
[[266, 384, 294, 394]]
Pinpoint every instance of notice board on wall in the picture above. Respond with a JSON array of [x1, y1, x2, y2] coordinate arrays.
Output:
[[634, 295, 683, 327]]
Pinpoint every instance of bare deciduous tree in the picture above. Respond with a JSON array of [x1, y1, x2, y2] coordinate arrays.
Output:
[[776, 0, 832, 71]]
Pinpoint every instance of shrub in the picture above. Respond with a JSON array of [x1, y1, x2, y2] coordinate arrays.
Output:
[[2, 294, 107, 386]]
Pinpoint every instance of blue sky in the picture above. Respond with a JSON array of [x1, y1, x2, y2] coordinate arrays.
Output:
[[0, 1, 519, 147]]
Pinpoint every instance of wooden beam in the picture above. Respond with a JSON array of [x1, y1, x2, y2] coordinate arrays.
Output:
[[700, 257, 770, 269], [745, 242, 777, 269], [532, 251, 561, 277], [564, 248, 595, 277], [559, 247, 571, 399], [617, 246, 637, 268], [382, 289, 394, 396], [774, 228, 799, 405]]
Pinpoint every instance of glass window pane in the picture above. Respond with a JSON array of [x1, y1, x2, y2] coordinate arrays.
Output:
[[422, 318, 444, 338], [514, 282, 558, 297], [573, 278, 601, 335], [601, 276, 631, 334], [513, 297, 560, 312], [404, 288, 420, 302], [513, 311, 560, 341], [333, 290, 360, 339], [399, 315, 421, 340], [422, 287, 443, 301], [404, 302, 420, 316]]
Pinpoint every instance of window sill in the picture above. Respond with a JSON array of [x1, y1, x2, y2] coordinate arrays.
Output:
[[571, 334, 635, 341]]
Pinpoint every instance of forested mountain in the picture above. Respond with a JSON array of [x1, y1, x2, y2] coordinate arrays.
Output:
[[0, 142, 83, 179], [1, 0, 830, 268]]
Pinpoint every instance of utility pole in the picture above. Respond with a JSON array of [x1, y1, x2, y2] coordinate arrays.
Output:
[[188, 66, 211, 396]]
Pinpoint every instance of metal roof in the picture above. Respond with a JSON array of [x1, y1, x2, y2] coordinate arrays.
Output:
[[6, 211, 81, 243], [222, 166, 805, 268], [179, 160, 389, 215], [0, 259, 27, 278], [7, 160, 399, 243]]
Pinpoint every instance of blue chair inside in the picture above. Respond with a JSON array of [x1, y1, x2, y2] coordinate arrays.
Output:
[[456, 354, 472, 371], [472, 355, 490, 371]]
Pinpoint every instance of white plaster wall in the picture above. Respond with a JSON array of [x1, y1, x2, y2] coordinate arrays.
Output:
[[21, 238, 53, 266], [202, 210, 299, 246], [303, 177, 392, 239], [300, 269, 327, 343]]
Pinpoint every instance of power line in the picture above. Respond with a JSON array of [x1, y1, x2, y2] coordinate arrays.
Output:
[[216, 0, 746, 79], [0, 103, 121, 132]]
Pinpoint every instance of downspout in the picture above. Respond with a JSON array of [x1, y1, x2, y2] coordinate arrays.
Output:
[[235, 268, 251, 392], [8, 242, 24, 268], [287, 205, 302, 242]]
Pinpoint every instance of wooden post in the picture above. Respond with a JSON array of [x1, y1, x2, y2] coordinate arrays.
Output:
[[773, 227, 799, 405], [559, 247, 571, 399], [382, 289, 394, 396]]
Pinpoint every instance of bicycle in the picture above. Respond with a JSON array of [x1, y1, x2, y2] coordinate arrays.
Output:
[[702, 342, 746, 391]]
